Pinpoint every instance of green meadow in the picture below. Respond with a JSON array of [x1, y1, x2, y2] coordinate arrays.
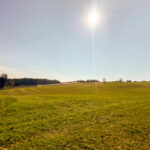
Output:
[[0, 82, 150, 149]]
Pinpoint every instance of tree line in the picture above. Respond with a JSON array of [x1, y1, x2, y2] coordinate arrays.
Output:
[[77, 79, 99, 83], [0, 73, 61, 89]]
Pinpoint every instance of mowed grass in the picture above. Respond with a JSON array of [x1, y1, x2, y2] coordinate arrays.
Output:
[[0, 82, 150, 150]]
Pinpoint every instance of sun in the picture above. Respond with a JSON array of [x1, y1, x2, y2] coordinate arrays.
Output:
[[88, 10, 98, 27]]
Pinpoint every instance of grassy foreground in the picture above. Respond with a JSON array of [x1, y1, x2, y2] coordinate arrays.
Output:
[[0, 82, 150, 150]]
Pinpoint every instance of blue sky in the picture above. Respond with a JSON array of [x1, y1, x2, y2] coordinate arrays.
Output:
[[0, 0, 150, 81]]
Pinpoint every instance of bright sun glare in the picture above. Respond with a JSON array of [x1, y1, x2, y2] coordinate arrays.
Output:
[[88, 10, 98, 27]]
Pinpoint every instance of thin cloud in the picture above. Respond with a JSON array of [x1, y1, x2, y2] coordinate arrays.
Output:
[[0, 66, 22, 78], [0, 66, 69, 81]]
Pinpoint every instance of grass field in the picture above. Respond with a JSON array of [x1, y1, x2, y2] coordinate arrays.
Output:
[[0, 82, 150, 149]]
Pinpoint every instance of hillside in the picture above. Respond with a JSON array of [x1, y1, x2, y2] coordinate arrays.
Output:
[[0, 82, 150, 149]]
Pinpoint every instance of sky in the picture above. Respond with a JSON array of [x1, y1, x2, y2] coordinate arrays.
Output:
[[0, 0, 150, 81]]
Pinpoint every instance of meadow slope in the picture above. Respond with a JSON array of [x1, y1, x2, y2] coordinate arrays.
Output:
[[0, 82, 150, 149]]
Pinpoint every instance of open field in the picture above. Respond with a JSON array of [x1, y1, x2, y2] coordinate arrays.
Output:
[[0, 82, 150, 149]]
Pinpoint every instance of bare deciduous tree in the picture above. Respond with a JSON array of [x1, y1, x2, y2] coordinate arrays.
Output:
[[0, 73, 7, 89], [102, 78, 106, 84]]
